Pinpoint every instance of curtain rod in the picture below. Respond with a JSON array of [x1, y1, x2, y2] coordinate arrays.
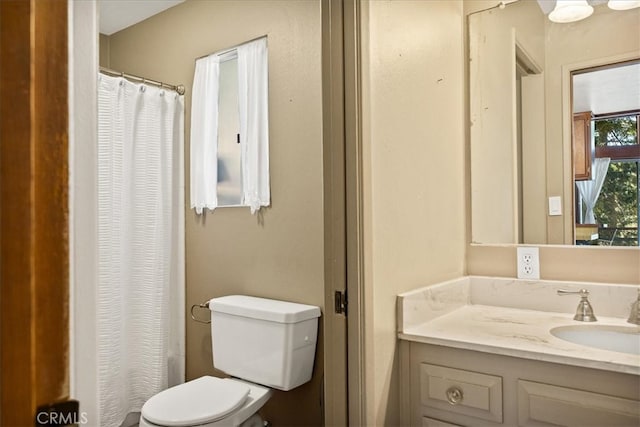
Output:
[[99, 66, 186, 95], [195, 34, 267, 62]]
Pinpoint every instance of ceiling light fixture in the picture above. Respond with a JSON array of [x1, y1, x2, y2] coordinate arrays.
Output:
[[608, 0, 640, 10], [549, 0, 594, 23]]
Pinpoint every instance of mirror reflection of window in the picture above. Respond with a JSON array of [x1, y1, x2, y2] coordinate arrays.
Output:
[[572, 61, 640, 247]]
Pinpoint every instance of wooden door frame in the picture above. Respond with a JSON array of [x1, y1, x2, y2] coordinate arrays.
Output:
[[321, 0, 349, 424], [343, 0, 367, 425], [68, 0, 100, 423], [322, 0, 366, 425], [1, 0, 70, 424]]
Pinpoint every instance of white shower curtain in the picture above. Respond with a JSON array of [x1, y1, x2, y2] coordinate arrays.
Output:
[[97, 74, 185, 427]]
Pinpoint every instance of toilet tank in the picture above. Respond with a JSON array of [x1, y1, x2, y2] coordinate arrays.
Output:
[[209, 295, 321, 391]]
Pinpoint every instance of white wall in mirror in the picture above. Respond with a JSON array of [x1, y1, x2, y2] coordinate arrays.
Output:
[[470, 0, 546, 244], [470, 0, 640, 245], [573, 63, 640, 114]]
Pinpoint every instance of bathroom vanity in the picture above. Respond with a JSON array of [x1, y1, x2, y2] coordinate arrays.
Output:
[[397, 277, 640, 426]]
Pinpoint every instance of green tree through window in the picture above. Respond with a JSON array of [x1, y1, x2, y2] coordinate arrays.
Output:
[[592, 115, 639, 246], [594, 116, 637, 146]]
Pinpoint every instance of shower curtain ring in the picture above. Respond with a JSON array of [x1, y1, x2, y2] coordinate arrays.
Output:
[[190, 300, 211, 324]]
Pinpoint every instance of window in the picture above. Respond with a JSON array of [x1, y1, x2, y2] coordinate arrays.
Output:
[[216, 54, 242, 206], [190, 37, 270, 214], [592, 113, 640, 246]]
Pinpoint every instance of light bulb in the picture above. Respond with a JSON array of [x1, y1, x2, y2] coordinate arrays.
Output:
[[608, 0, 640, 10], [549, 0, 594, 23]]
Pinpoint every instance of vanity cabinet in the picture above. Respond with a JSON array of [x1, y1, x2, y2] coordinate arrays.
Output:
[[517, 380, 639, 426], [573, 111, 594, 181], [420, 363, 503, 423], [400, 341, 640, 426]]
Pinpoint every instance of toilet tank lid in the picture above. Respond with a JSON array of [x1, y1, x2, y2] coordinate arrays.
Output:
[[209, 295, 321, 323]]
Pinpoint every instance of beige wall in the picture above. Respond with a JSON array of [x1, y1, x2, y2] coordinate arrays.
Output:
[[468, 244, 640, 284], [105, 1, 325, 425], [361, 0, 467, 424], [99, 33, 110, 68]]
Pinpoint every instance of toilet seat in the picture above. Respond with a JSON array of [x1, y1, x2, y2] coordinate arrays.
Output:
[[142, 376, 250, 426], [140, 377, 273, 427]]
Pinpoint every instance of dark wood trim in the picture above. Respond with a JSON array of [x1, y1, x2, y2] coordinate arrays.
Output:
[[596, 145, 640, 160], [1, 0, 69, 424], [593, 110, 640, 120], [0, 1, 32, 421], [572, 58, 640, 76], [593, 111, 639, 160], [573, 111, 593, 180]]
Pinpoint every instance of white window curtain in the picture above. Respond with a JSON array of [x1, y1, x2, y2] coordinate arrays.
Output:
[[190, 55, 220, 214], [576, 157, 611, 224], [238, 37, 270, 214], [190, 37, 270, 215]]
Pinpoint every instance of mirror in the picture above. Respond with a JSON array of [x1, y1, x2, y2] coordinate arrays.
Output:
[[469, 0, 640, 245]]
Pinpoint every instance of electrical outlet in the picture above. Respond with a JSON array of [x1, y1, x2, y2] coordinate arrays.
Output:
[[517, 247, 540, 280]]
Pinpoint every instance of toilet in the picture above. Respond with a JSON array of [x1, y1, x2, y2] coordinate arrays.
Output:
[[139, 295, 321, 427]]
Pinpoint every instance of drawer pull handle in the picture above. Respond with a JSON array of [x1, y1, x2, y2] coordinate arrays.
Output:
[[446, 386, 464, 405]]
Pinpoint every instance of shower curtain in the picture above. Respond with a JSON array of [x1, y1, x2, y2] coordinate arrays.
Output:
[[97, 74, 185, 427]]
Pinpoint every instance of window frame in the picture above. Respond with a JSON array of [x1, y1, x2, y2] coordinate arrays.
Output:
[[594, 110, 640, 161]]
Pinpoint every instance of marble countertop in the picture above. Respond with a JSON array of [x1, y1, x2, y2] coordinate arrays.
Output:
[[398, 277, 640, 375]]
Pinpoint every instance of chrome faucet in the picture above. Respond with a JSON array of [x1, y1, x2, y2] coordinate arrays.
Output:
[[628, 289, 640, 326], [557, 289, 597, 322]]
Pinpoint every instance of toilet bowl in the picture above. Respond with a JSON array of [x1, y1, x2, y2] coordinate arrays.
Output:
[[139, 377, 272, 427], [138, 296, 320, 427]]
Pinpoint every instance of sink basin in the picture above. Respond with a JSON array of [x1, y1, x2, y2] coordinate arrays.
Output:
[[551, 325, 640, 355]]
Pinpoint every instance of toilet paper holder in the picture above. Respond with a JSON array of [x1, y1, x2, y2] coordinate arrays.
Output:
[[190, 300, 211, 324]]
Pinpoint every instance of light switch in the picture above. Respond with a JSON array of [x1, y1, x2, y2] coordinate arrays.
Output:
[[548, 196, 562, 216]]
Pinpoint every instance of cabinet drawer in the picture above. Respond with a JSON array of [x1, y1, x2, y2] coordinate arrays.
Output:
[[420, 363, 503, 423], [422, 417, 461, 427], [518, 380, 640, 426]]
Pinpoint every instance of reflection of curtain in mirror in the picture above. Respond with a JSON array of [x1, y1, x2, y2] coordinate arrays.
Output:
[[576, 157, 611, 224]]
